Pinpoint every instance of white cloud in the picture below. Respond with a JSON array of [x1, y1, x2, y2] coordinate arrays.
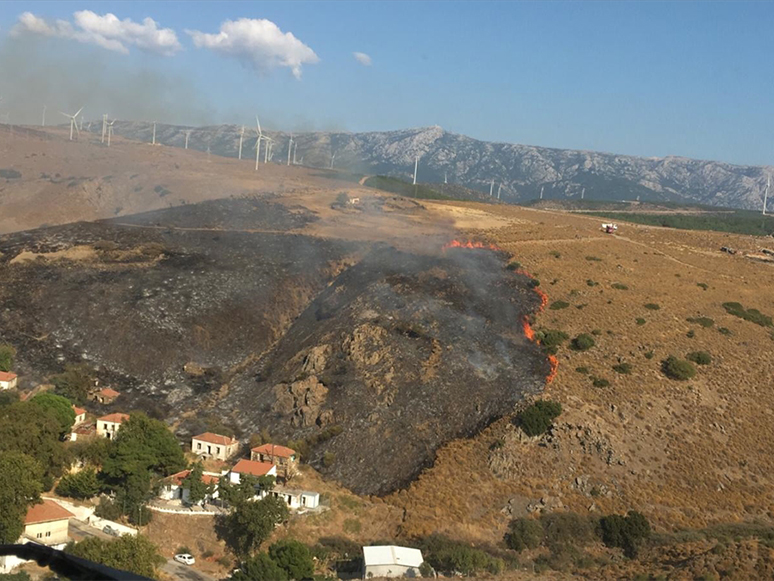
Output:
[[12, 10, 181, 56], [353, 52, 372, 66], [186, 18, 319, 79]]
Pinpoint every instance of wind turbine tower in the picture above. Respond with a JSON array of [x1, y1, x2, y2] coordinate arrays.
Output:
[[254, 116, 264, 170], [287, 134, 294, 166], [489, 179, 494, 197], [101, 114, 107, 144], [42, 105, 46, 127], [581, 187, 585, 200], [152, 122, 156, 145], [238, 125, 245, 160], [107, 119, 115, 147], [413, 156, 418, 185], [185, 130, 191, 149], [293, 141, 298, 165], [540, 185, 544, 200], [497, 183, 501, 200], [444, 172, 447, 184], [330, 152, 336, 169], [60, 107, 83, 141], [764, 174, 770, 216]]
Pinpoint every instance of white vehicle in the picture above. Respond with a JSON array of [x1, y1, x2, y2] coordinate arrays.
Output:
[[174, 554, 195, 566]]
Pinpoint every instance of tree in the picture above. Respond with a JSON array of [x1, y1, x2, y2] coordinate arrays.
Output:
[[66, 534, 165, 579], [0, 344, 16, 372], [662, 356, 697, 381], [221, 496, 290, 558], [571, 334, 596, 351], [30, 393, 76, 439], [517, 400, 562, 437], [269, 539, 314, 580], [231, 553, 288, 581], [183, 462, 212, 505], [687, 351, 712, 365], [219, 474, 259, 506], [0, 452, 43, 543], [51, 364, 93, 404], [506, 517, 543, 552], [56, 468, 100, 500], [0, 401, 70, 478], [598, 511, 651, 558]]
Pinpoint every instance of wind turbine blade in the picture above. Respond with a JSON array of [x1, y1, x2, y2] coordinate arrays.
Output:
[[255, 116, 262, 135], [60, 112, 71, 118], [74, 107, 83, 118]]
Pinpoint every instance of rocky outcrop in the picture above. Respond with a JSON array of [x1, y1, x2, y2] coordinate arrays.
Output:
[[272, 375, 331, 428]]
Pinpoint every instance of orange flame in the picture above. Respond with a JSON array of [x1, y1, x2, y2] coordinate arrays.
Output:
[[546, 355, 558, 383], [522, 317, 536, 341], [443, 239, 502, 251]]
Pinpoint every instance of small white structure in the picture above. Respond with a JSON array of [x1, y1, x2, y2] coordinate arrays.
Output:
[[96, 413, 129, 439], [363, 546, 424, 579], [268, 487, 320, 510], [191, 432, 239, 461], [72, 405, 86, 426], [229, 459, 276, 484], [0, 500, 74, 573], [0, 371, 18, 390], [160, 469, 222, 503]]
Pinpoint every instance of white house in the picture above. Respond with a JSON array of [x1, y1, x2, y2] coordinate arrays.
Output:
[[0, 500, 74, 573], [72, 406, 86, 426], [362, 546, 424, 579], [0, 371, 18, 390], [267, 487, 320, 510], [160, 469, 222, 503], [191, 432, 239, 461], [229, 459, 277, 484], [96, 413, 129, 439]]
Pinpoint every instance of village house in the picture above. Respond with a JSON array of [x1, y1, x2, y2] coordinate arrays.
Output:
[[191, 432, 239, 461], [0, 500, 74, 573], [96, 412, 129, 439], [72, 405, 86, 426], [229, 459, 277, 484], [160, 469, 222, 504], [362, 546, 424, 579], [93, 387, 120, 404], [250, 443, 298, 479], [0, 371, 18, 390], [267, 487, 320, 510], [70, 423, 97, 442]]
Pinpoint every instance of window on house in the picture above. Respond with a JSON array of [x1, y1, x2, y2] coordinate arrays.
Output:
[[216, 447, 221, 454], [46, 531, 51, 537], [37, 533, 42, 538], [197, 442, 201, 450], [104, 424, 108, 429]]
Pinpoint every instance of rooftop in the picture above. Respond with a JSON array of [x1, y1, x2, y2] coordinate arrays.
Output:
[[98, 387, 120, 397], [363, 546, 424, 568], [251, 443, 296, 458], [0, 371, 17, 381], [72, 405, 86, 416], [25, 499, 75, 525], [231, 459, 275, 477], [169, 469, 222, 487], [192, 432, 237, 446], [97, 412, 130, 424]]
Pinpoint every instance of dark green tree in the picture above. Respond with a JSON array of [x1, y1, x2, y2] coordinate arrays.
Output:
[[662, 356, 697, 381], [66, 534, 165, 579], [219, 474, 259, 506], [505, 517, 543, 552], [0, 452, 43, 543], [268, 539, 314, 580], [30, 393, 76, 439], [183, 462, 212, 505], [517, 400, 562, 437], [222, 496, 290, 558], [0, 344, 16, 372], [598, 511, 651, 558], [51, 364, 93, 404], [56, 468, 100, 500], [231, 553, 288, 581], [0, 401, 70, 478]]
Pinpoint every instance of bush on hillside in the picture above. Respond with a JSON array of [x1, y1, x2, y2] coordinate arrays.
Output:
[[505, 518, 543, 552], [549, 300, 570, 310], [643, 303, 660, 310], [722, 302, 773, 327], [0, 344, 16, 372], [535, 329, 569, 355], [687, 351, 712, 365], [517, 401, 562, 437], [687, 316, 714, 328], [571, 334, 596, 351], [56, 468, 100, 500], [599, 511, 651, 558], [662, 356, 697, 381], [612, 363, 632, 375]]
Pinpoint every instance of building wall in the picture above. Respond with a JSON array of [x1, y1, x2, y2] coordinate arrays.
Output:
[[364, 564, 418, 578], [192, 439, 237, 461], [25, 519, 70, 546], [0, 377, 17, 390], [96, 421, 121, 439]]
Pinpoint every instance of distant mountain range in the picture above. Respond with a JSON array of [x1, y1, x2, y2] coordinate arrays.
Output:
[[87, 122, 772, 210]]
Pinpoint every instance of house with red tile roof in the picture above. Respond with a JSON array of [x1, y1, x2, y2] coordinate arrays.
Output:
[[72, 405, 87, 426], [93, 387, 120, 404], [0, 371, 18, 390], [251, 443, 298, 479], [191, 432, 239, 461], [160, 468, 224, 504], [0, 500, 75, 573], [229, 459, 277, 484], [96, 412, 130, 439]]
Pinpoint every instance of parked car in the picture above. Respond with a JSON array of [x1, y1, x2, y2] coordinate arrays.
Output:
[[102, 525, 120, 537], [174, 554, 195, 566]]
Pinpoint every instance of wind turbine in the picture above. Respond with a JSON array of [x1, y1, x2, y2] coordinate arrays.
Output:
[[107, 119, 115, 147], [42, 105, 46, 127], [254, 116, 263, 170], [413, 156, 418, 185], [60, 107, 83, 141], [489, 179, 494, 197], [293, 141, 298, 165], [581, 187, 585, 200], [497, 183, 502, 200], [287, 133, 293, 166], [444, 171, 448, 184], [238, 125, 245, 160], [264, 136, 275, 163], [764, 174, 770, 216], [184, 130, 191, 149], [101, 114, 107, 144], [151, 122, 156, 145], [330, 152, 336, 169], [540, 185, 544, 200]]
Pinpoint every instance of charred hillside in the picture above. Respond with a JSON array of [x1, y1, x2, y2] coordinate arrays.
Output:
[[217, 245, 549, 495]]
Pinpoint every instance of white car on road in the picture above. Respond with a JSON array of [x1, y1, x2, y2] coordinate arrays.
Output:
[[174, 554, 195, 566]]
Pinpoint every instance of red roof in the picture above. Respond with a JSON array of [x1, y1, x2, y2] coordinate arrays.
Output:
[[0, 371, 17, 382], [231, 459, 275, 477], [192, 432, 237, 446], [98, 387, 120, 398], [250, 443, 296, 458], [72, 406, 86, 416], [25, 499, 74, 525], [98, 412, 130, 424], [170, 469, 221, 487]]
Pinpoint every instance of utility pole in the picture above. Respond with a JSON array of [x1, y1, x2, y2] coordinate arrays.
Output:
[[413, 156, 418, 185]]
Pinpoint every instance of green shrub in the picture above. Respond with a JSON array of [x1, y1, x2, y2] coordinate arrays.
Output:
[[506, 262, 521, 271], [575, 366, 589, 375], [598, 511, 651, 558], [322, 452, 336, 467], [591, 329, 602, 336], [643, 303, 660, 310], [612, 363, 632, 375], [687, 316, 714, 328], [269, 539, 315, 581], [571, 334, 596, 351], [718, 327, 732, 336], [586, 279, 599, 287], [549, 300, 570, 310], [549, 250, 561, 258], [536, 329, 569, 355], [585, 256, 602, 262], [419, 561, 434, 577], [686, 330, 695, 338], [611, 283, 629, 290], [56, 468, 100, 500], [0, 344, 16, 372], [662, 356, 697, 381], [343, 518, 361, 534], [697, 282, 709, 290], [592, 377, 610, 388], [644, 351, 654, 360], [505, 518, 543, 552], [420, 535, 501, 576], [95, 497, 122, 521], [517, 401, 562, 437], [541, 513, 597, 548], [528, 278, 541, 288], [722, 302, 773, 327], [687, 351, 712, 365], [636, 318, 646, 325]]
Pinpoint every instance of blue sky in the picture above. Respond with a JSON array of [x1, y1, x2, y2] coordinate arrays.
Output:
[[0, 1, 772, 166]]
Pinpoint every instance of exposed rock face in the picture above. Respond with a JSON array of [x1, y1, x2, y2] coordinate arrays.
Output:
[[272, 376, 330, 428], [98, 122, 772, 210]]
